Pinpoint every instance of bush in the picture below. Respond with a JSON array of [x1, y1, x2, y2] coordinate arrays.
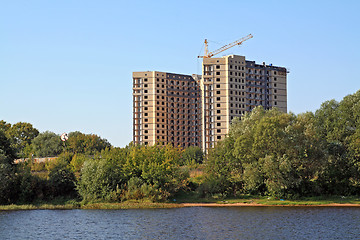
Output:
[[77, 158, 124, 202], [48, 161, 77, 198], [0, 163, 16, 204]]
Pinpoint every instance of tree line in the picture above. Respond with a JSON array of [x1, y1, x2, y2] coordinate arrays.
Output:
[[0, 123, 203, 204], [205, 90, 360, 198], [0, 90, 359, 204]]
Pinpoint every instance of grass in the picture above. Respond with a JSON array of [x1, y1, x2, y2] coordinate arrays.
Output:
[[172, 191, 360, 206], [1, 195, 360, 210], [83, 200, 179, 210], [209, 195, 360, 206]]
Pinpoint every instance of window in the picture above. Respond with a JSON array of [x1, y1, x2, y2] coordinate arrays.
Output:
[[216, 65, 220, 69], [275, 101, 277, 105], [217, 110, 221, 113], [217, 136, 221, 140], [216, 91, 220, 94], [216, 78, 220, 82], [217, 103, 220, 107], [216, 84, 220, 88], [216, 72, 220, 75], [217, 129, 221, 133]]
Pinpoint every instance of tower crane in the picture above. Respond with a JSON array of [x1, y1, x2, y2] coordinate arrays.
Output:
[[198, 34, 253, 58]]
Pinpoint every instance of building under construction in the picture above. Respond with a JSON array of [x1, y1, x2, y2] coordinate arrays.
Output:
[[132, 35, 287, 152]]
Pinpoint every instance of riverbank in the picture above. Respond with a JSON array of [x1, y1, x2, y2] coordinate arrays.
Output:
[[1, 196, 360, 210]]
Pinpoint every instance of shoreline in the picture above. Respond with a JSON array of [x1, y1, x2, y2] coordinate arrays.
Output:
[[1, 202, 360, 211], [180, 202, 360, 207]]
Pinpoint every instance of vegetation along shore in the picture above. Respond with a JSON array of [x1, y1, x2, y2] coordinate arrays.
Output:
[[1, 90, 360, 208]]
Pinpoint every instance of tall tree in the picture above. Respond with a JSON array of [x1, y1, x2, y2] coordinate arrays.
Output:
[[31, 131, 63, 157], [0, 130, 16, 165], [6, 122, 39, 158], [66, 131, 111, 155], [0, 120, 11, 132]]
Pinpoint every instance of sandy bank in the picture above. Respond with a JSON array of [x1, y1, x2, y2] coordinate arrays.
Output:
[[181, 203, 360, 207]]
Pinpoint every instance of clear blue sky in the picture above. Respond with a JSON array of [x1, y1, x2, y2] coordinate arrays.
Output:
[[1, 0, 359, 147]]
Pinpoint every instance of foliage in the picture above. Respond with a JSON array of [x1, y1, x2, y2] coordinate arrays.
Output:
[[47, 160, 77, 198], [31, 131, 63, 157], [65, 131, 111, 155], [0, 130, 16, 165], [204, 107, 326, 198], [77, 157, 124, 202], [0, 120, 11, 132], [1, 89, 360, 204], [16, 164, 47, 203], [77, 144, 188, 202], [314, 90, 360, 195], [5, 122, 39, 158], [180, 146, 204, 166], [69, 153, 88, 173], [0, 163, 17, 204]]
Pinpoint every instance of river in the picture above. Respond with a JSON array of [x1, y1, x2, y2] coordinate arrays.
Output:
[[1, 207, 359, 239]]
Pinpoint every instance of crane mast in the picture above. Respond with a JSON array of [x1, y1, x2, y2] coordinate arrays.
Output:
[[198, 34, 253, 58]]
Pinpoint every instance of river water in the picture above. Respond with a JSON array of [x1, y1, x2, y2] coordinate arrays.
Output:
[[0, 207, 360, 239]]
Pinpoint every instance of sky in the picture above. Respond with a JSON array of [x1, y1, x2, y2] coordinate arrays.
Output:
[[1, 0, 360, 147]]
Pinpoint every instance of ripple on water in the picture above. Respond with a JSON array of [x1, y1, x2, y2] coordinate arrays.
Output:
[[0, 207, 360, 240]]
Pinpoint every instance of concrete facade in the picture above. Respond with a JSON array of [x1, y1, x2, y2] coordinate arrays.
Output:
[[133, 71, 201, 148], [132, 55, 287, 151], [201, 55, 287, 152]]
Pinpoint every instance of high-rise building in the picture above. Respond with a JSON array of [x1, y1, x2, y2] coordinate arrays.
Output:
[[132, 71, 201, 148], [201, 55, 287, 152], [132, 55, 287, 151]]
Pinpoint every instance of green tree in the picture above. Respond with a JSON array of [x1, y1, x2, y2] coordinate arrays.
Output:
[[77, 157, 124, 202], [0, 130, 16, 165], [77, 144, 188, 202], [6, 122, 39, 158], [0, 162, 16, 204], [47, 160, 77, 198], [181, 146, 204, 166], [205, 107, 326, 198], [69, 153, 88, 173], [0, 120, 11, 132], [314, 90, 360, 194], [0, 130, 18, 204], [66, 131, 111, 155], [31, 131, 63, 157]]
